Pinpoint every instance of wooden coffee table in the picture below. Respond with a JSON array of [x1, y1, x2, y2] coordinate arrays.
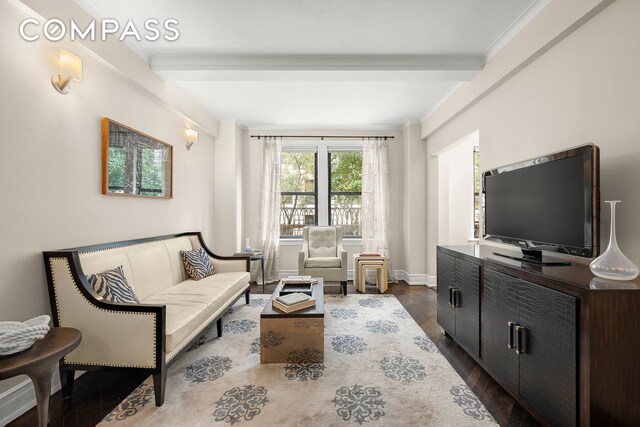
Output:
[[260, 278, 324, 364]]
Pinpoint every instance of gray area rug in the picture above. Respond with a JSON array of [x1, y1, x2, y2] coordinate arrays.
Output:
[[99, 294, 495, 426]]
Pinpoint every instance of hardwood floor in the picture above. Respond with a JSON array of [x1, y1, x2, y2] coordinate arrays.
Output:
[[9, 281, 539, 427], [387, 283, 540, 427]]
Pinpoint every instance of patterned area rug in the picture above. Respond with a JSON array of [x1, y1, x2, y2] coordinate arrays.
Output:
[[99, 294, 495, 426]]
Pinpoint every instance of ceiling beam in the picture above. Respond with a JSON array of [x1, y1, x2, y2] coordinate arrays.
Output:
[[153, 69, 482, 82], [151, 54, 484, 71], [150, 54, 484, 82]]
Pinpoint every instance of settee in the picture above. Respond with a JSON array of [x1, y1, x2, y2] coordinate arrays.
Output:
[[43, 232, 250, 406]]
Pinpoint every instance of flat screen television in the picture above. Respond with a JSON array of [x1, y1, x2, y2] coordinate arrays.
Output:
[[482, 144, 600, 265]]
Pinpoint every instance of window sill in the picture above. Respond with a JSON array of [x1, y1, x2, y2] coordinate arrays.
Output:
[[280, 238, 362, 246]]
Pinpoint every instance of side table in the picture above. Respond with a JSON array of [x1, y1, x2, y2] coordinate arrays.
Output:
[[353, 254, 388, 293], [233, 252, 265, 293], [0, 327, 81, 427]]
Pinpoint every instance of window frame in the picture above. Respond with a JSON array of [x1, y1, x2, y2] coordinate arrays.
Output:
[[328, 150, 363, 238], [473, 146, 480, 240], [280, 150, 319, 239], [279, 142, 362, 240]]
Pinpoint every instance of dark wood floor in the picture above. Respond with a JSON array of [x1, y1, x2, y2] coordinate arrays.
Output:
[[10, 281, 539, 427]]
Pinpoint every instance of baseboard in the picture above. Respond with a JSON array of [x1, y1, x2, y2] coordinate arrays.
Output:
[[0, 379, 37, 426], [278, 270, 429, 286], [0, 376, 56, 426], [427, 275, 437, 288], [394, 270, 429, 286], [0, 369, 83, 425]]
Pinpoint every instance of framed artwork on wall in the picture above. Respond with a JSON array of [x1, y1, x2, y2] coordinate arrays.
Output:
[[101, 118, 173, 199]]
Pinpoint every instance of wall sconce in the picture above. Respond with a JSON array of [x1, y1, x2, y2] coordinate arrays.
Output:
[[52, 49, 83, 94], [185, 129, 198, 151]]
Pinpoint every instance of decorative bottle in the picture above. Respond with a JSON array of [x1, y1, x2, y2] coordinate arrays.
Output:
[[589, 201, 639, 281], [243, 238, 253, 253]]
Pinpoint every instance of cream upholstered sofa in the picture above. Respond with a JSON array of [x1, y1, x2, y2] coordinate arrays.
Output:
[[298, 226, 348, 295], [43, 232, 250, 406]]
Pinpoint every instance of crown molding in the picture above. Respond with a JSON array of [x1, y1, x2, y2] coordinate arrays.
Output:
[[484, 0, 552, 61], [401, 120, 416, 130], [14, 0, 220, 137], [421, 0, 615, 139], [419, 82, 466, 123]]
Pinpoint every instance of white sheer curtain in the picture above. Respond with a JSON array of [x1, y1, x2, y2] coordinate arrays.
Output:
[[362, 137, 396, 281], [258, 137, 282, 282]]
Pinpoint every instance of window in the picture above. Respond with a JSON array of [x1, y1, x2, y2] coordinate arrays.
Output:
[[280, 151, 317, 237], [280, 145, 362, 238], [329, 151, 363, 237], [473, 146, 480, 239]]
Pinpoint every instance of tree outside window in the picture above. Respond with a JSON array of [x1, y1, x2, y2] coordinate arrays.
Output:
[[329, 151, 362, 237], [279, 148, 363, 238], [280, 152, 317, 237], [107, 146, 164, 195]]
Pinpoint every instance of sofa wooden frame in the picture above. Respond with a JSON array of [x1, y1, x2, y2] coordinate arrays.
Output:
[[42, 232, 251, 406]]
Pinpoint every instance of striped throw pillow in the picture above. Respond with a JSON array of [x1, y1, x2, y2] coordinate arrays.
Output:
[[86, 265, 140, 304], [181, 247, 216, 280]]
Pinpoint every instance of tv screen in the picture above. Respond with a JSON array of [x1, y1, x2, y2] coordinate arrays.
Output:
[[483, 144, 599, 259]]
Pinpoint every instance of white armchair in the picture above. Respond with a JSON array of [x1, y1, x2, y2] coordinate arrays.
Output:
[[298, 226, 348, 295]]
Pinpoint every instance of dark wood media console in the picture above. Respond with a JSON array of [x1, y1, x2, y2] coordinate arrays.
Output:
[[437, 245, 640, 427]]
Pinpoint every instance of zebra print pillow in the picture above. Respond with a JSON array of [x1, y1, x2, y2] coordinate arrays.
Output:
[[181, 247, 216, 280], [86, 265, 140, 304]]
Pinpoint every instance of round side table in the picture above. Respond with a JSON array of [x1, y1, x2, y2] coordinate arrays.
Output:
[[0, 327, 81, 427]]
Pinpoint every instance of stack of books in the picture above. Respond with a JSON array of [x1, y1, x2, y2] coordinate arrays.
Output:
[[360, 252, 382, 257], [272, 292, 316, 313]]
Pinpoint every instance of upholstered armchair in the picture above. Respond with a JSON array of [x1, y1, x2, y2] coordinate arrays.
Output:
[[298, 226, 348, 295]]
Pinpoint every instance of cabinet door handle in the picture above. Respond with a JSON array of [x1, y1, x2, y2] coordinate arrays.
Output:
[[507, 322, 516, 349], [448, 287, 454, 306], [453, 289, 461, 308], [516, 326, 527, 354]]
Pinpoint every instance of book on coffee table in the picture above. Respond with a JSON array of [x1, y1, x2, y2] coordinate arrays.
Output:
[[272, 297, 316, 313], [276, 292, 309, 305]]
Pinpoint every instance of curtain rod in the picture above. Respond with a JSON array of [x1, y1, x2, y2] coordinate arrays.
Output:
[[250, 135, 394, 140]]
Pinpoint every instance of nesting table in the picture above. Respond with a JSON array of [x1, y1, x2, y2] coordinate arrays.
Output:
[[353, 254, 388, 293]]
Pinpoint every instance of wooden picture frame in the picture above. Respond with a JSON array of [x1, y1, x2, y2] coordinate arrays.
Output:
[[101, 118, 173, 199]]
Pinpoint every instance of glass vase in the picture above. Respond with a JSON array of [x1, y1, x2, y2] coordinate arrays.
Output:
[[589, 201, 639, 281]]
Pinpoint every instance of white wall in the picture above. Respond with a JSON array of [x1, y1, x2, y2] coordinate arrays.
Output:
[[241, 129, 409, 279], [0, 0, 218, 409], [424, 0, 640, 275], [17, 0, 219, 137], [402, 123, 428, 281], [212, 122, 244, 254], [437, 132, 477, 246]]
